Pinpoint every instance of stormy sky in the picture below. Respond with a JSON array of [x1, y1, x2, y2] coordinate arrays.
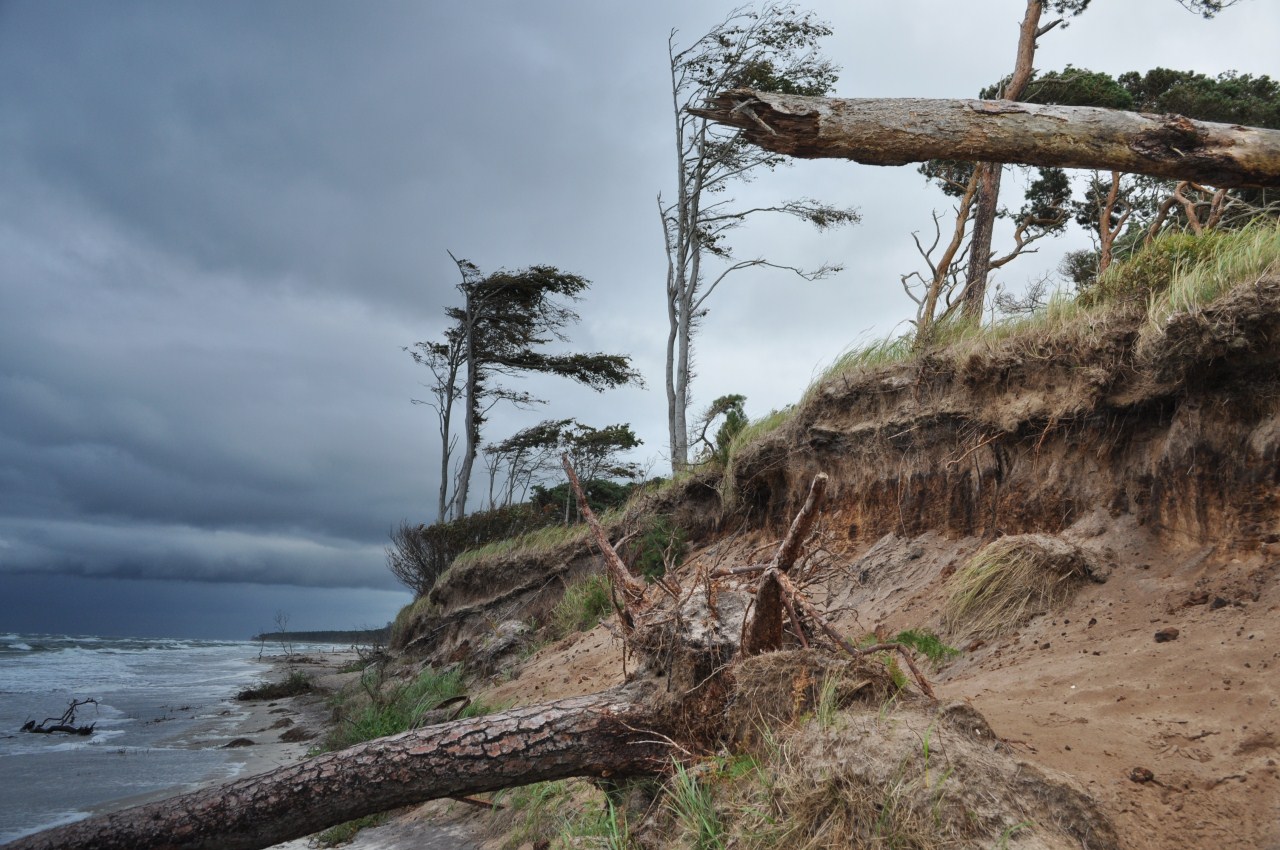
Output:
[[1, 1, 1274, 639]]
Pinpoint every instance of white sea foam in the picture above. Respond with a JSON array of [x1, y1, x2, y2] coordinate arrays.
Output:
[[0, 634, 263, 840]]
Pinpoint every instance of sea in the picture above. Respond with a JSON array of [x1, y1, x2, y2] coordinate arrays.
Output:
[[0, 633, 276, 844]]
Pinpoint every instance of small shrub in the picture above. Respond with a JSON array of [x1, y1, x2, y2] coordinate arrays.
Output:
[[235, 670, 312, 701], [387, 503, 561, 597], [549, 574, 613, 638], [632, 515, 686, 581], [531, 478, 636, 522], [1080, 229, 1232, 306], [891, 629, 961, 667]]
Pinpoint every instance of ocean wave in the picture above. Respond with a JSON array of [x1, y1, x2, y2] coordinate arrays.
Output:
[[7, 643, 32, 651], [0, 809, 89, 845]]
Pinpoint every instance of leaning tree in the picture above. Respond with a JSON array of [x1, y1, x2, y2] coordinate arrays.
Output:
[[410, 254, 642, 522]]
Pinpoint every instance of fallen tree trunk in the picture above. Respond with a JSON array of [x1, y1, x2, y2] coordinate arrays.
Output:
[[11, 469, 936, 850], [6, 688, 666, 850], [691, 90, 1280, 188]]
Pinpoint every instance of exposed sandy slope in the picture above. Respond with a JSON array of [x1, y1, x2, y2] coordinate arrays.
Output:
[[459, 517, 1277, 849], [811, 524, 1279, 850], [393, 275, 1280, 849]]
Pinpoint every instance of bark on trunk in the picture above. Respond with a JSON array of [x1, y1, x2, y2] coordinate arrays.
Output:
[[692, 92, 1280, 188], [963, 162, 1002, 322], [962, 0, 1044, 321], [7, 690, 665, 850]]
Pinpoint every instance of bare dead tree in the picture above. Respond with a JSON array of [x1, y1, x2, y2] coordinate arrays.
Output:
[[660, 4, 858, 472]]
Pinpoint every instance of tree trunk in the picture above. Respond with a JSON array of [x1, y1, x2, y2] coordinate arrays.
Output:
[[962, 163, 1002, 322], [7, 689, 666, 850], [691, 93, 1280, 189], [962, 0, 1045, 322], [14, 470, 927, 850], [450, 293, 479, 521]]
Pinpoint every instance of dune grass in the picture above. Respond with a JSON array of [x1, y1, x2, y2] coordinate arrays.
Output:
[[721, 221, 1280, 475], [324, 665, 495, 751], [1141, 218, 1280, 336], [943, 536, 1093, 639], [446, 508, 623, 571], [548, 573, 614, 638]]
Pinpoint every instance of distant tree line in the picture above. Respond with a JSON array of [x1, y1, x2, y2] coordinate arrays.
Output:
[[252, 627, 390, 644]]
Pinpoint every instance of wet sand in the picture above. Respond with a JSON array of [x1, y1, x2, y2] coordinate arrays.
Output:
[[76, 650, 483, 850]]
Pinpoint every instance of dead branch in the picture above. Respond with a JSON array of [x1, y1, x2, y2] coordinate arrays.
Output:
[[562, 455, 648, 622], [21, 698, 99, 735], [768, 472, 829, 574]]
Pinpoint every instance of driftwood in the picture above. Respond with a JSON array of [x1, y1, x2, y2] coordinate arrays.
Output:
[[11, 466, 935, 850], [691, 90, 1280, 189], [20, 698, 98, 736]]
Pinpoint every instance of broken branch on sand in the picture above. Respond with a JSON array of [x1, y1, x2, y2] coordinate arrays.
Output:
[[20, 698, 98, 736]]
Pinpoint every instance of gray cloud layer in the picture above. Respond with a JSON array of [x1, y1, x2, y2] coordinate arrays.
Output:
[[1, 1, 1275, 613]]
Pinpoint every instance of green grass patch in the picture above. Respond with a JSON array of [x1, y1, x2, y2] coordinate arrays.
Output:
[[442, 508, 625, 585], [312, 813, 389, 847], [235, 669, 312, 701], [891, 629, 961, 668], [549, 573, 613, 639], [325, 665, 495, 751], [668, 760, 728, 850]]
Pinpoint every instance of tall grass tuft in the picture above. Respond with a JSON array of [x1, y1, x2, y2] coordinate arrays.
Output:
[[549, 573, 613, 638], [325, 665, 491, 751], [667, 760, 727, 850], [944, 535, 1093, 639], [1142, 218, 1280, 335]]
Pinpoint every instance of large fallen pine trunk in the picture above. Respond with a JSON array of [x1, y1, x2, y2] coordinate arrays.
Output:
[[8, 468, 937, 850], [691, 90, 1280, 188], [6, 689, 665, 850]]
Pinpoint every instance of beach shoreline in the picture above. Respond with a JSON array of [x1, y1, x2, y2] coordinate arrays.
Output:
[[10, 647, 486, 850], [76, 649, 358, 827]]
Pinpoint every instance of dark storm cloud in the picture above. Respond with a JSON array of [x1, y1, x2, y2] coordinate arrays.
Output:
[[0, 516, 391, 589], [0, 0, 1275, 639]]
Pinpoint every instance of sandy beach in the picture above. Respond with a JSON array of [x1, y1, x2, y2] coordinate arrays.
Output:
[[214, 650, 355, 780], [66, 650, 354, 842], [149, 650, 482, 850]]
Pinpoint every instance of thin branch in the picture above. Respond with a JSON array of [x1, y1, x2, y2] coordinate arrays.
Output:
[[561, 456, 648, 628]]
